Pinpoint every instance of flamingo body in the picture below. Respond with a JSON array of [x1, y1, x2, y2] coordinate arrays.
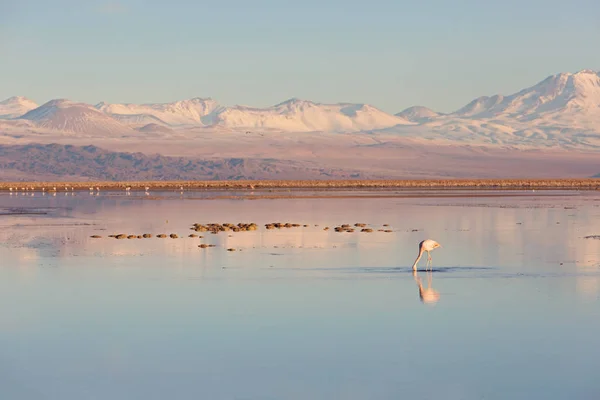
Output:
[[412, 239, 441, 271]]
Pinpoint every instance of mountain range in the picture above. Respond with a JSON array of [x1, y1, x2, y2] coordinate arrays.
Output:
[[2, 96, 413, 134], [1, 69, 599, 150], [1, 70, 600, 180]]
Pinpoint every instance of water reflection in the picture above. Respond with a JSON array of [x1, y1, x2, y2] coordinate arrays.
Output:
[[413, 270, 440, 305], [1, 190, 600, 399], [576, 275, 600, 301], [0, 190, 599, 275]]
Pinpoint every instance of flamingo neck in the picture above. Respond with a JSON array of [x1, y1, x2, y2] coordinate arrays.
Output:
[[412, 247, 424, 269]]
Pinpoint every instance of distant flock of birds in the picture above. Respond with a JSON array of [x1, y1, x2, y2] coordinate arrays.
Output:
[[5, 185, 190, 196], [7, 186, 80, 196]]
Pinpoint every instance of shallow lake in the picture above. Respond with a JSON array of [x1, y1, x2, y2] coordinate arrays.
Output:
[[1, 189, 599, 400]]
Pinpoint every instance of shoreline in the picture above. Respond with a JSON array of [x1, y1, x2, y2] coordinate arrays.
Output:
[[1, 179, 600, 192]]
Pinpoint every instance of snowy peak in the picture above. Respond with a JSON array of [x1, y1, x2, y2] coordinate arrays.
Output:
[[560, 70, 600, 105], [96, 97, 222, 126], [0, 96, 39, 119], [213, 99, 412, 132], [506, 70, 600, 114], [453, 95, 505, 117], [0, 96, 35, 105], [450, 69, 600, 120], [395, 106, 442, 122], [273, 98, 317, 109], [21, 99, 135, 135]]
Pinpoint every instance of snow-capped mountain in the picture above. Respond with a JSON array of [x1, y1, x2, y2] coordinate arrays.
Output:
[[96, 97, 221, 127], [395, 106, 442, 123], [377, 69, 600, 149], [9, 96, 412, 135], [451, 69, 600, 124], [0, 96, 39, 119], [399, 69, 600, 122], [94, 97, 411, 132], [452, 95, 506, 118], [210, 98, 412, 132], [20, 99, 136, 136]]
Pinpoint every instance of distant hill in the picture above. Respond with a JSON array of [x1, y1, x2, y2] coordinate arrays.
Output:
[[395, 106, 442, 123], [0, 143, 366, 181], [136, 123, 174, 134], [20, 100, 136, 136]]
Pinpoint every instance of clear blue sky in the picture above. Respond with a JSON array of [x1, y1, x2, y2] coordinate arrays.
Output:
[[1, 0, 599, 113]]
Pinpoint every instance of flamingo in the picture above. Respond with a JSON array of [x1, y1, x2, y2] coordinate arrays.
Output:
[[412, 239, 441, 271]]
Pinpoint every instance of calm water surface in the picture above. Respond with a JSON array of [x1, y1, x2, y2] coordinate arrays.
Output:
[[1, 190, 599, 400]]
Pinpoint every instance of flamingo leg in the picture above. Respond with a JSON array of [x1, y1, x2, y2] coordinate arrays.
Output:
[[426, 251, 432, 270]]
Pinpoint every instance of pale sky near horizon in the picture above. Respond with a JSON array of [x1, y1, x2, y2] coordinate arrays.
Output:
[[1, 0, 599, 113]]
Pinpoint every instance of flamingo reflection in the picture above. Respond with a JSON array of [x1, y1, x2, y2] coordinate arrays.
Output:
[[413, 269, 440, 305]]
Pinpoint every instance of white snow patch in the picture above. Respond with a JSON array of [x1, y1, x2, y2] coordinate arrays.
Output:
[[0, 96, 39, 119]]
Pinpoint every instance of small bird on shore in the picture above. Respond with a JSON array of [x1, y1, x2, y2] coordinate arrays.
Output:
[[412, 239, 441, 271]]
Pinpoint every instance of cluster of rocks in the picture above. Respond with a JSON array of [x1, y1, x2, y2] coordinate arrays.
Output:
[[91, 221, 394, 241], [334, 224, 356, 233], [191, 222, 258, 234], [265, 222, 308, 229], [95, 233, 182, 239], [319, 223, 394, 233], [330, 223, 378, 233]]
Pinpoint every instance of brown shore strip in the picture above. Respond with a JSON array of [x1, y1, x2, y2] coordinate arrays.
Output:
[[1, 179, 600, 192]]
